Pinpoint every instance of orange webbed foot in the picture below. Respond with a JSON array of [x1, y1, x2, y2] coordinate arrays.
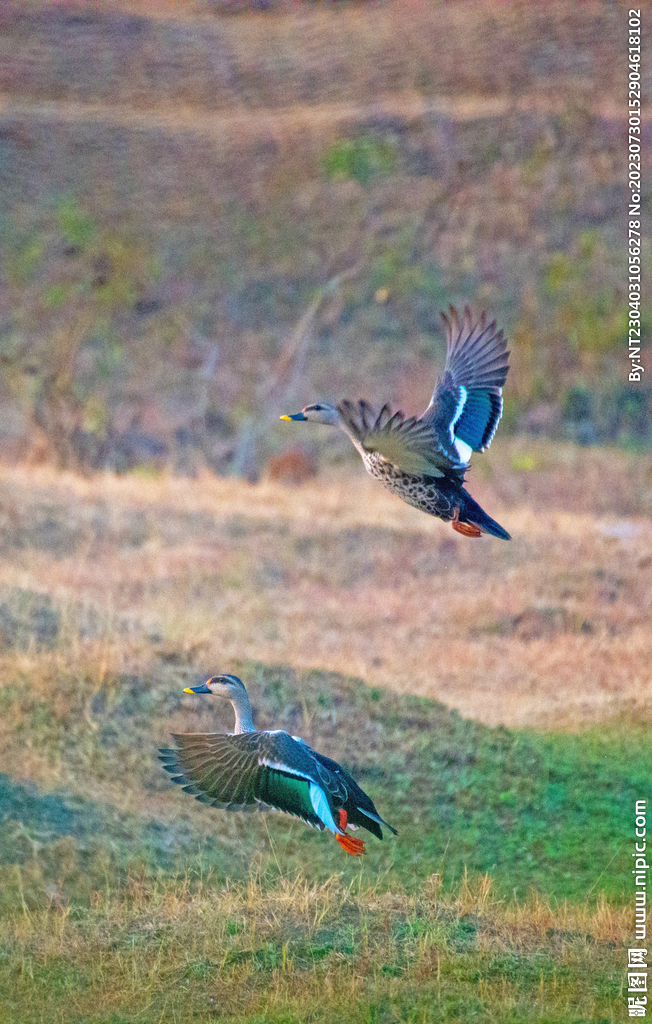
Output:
[[336, 833, 366, 856], [451, 507, 482, 538], [335, 808, 366, 856]]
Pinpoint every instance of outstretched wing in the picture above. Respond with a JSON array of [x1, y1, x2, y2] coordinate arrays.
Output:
[[337, 399, 460, 478], [160, 731, 338, 830], [422, 305, 509, 466]]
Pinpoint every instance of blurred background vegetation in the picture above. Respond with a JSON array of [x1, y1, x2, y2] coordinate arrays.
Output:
[[0, 0, 649, 478]]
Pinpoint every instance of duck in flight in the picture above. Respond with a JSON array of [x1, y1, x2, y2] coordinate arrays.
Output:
[[160, 674, 397, 856], [281, 305, 510, 539]]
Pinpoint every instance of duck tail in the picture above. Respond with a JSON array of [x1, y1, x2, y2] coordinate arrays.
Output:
[[457, 488, 510, 540]]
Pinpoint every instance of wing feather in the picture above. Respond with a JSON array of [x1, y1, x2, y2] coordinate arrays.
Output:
[[336, 305, 508, 475], [161, 732, 396, 841], [160, 731, 337, 827], [420, 306, 510, 463], [337, 399, 456, 477]]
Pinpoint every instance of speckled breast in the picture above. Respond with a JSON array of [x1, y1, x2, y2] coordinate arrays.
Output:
[[360, 451, 454, 521]]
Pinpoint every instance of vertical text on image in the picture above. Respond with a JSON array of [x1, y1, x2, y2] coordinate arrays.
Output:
[[628, 9, 643, 383]]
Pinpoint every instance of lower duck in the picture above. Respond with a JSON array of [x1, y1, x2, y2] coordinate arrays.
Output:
[[159, 674, 397, 856]]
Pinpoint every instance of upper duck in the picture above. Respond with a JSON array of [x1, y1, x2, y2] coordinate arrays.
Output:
[[160, 674, 397, 857], [282, 305, 510, 539]]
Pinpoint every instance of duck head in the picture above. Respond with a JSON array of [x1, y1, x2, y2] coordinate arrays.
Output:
[[184, 674, 254, 733], [280, 403, 340, 426], [184, 674, 246, 699]]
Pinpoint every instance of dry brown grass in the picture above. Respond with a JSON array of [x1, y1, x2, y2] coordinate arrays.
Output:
[[1, 2, 628, 111], [5, 873, 628, 964], [1, 869, 629, 1023], [1, 438, 650, 734]]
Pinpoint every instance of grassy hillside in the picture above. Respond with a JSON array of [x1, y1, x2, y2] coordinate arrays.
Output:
[[1, 1, 650, 476], [0, 662, 638, 1022], [0, 452, 648, 1019]]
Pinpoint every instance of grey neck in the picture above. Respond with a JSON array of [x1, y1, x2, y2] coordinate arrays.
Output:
[[230, 690, 255, 734], [349, 436, 367, 457]]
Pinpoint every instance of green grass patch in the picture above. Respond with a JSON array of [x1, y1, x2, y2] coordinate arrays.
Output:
[[322, 135, 397, 184], [56, 196, 96, 250], [6, 235, 44, 285]]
